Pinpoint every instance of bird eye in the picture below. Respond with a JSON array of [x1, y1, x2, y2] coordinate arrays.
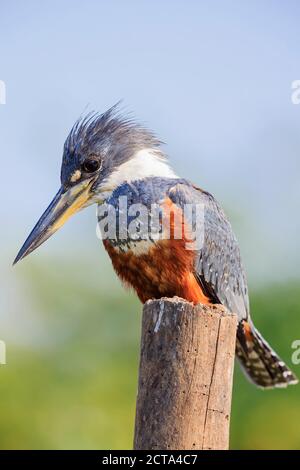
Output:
[[82, 157, 101, 173]]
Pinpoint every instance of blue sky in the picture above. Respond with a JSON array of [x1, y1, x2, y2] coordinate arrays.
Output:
[[1, 0, 300, 284]]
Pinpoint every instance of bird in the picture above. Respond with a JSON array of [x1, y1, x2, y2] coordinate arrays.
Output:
[[14, 103, 298, 389]]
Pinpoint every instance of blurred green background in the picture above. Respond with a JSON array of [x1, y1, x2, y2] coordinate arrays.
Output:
[[1, 0, 300, 450], [0, 251, 299, 450]]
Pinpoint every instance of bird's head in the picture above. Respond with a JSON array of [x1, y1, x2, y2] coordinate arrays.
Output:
[[14, 104, 175, 264]]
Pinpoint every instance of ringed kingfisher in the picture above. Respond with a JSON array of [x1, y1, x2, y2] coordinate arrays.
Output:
[[14, 104, 297, 389]]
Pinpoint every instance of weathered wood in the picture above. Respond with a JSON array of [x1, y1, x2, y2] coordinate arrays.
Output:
[[133, 297, 237, 450]]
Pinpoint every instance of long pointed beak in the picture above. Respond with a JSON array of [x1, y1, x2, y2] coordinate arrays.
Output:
[[13, 179, 94, 265]]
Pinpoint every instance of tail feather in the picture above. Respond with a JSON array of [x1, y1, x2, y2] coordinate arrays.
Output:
[[236, 320, 298, 389]]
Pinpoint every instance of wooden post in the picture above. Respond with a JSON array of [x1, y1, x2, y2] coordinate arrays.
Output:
[[133, 297, 237, 450]]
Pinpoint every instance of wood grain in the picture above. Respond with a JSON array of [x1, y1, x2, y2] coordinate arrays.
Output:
[[133, 297, 237, 450]]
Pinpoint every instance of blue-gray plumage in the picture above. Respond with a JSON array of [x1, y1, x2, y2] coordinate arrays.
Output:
[[167, 182, 250, 319]]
